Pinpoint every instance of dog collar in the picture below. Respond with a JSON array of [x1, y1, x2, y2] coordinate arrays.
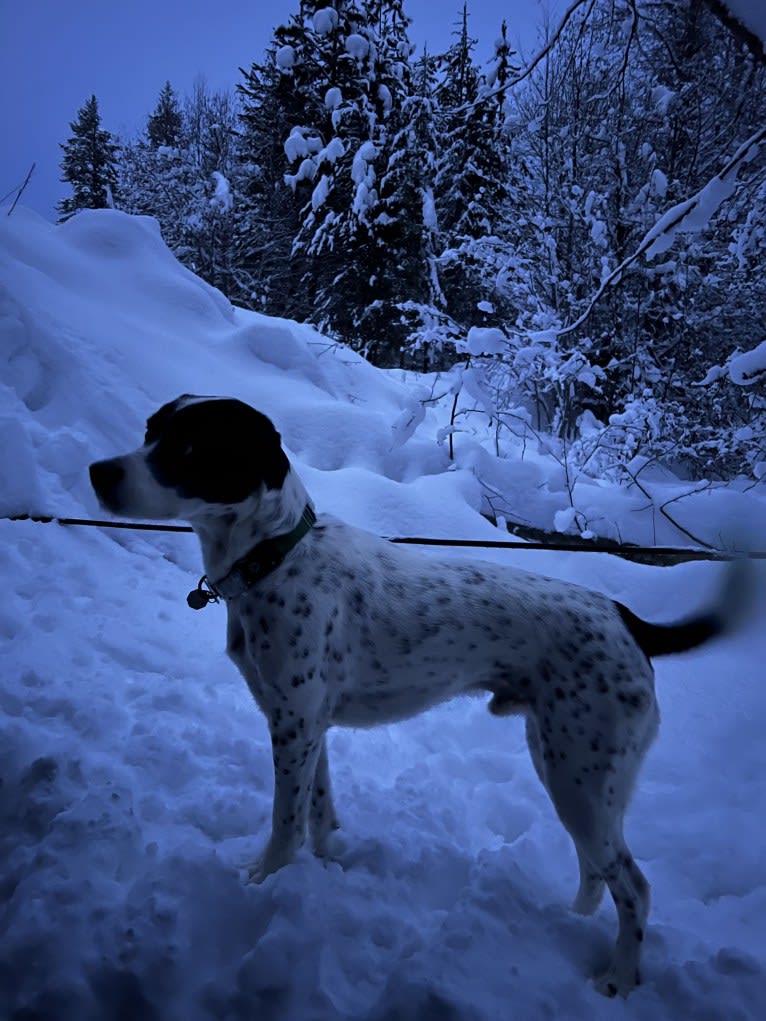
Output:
[[187, 504, 316, 609]]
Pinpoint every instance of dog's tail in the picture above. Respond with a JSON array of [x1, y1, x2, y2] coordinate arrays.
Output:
[[615, 557, 755, 660]]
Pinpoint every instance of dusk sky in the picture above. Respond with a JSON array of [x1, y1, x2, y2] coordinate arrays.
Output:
[[0, 1, 558, 220]]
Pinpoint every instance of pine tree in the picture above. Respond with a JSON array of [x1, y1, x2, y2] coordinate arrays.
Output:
[[236, 28, 312, 317], [238, 0, 416, 346], [147, 81, 183, 148], [298, 0, 416, 348], [372, 47, 456, 366], [57, 95, 119, 222], [434, 7, 520, 329], [284, 0, 385, 339], [118, 82, 239, 296]]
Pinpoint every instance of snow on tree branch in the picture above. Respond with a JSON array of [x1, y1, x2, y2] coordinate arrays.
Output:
[[556, 124, 766, 339]]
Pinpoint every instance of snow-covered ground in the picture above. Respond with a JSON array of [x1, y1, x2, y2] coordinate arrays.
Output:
[[1, 208, 764, 1020]]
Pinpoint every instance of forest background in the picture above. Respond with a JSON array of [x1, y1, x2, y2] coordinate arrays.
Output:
[[54, 0, 766, 488]]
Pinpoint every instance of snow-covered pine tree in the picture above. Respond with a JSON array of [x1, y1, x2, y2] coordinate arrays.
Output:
[[434, 7, 520, 333], [282, 0, 393, 342], [320, 0, 420, 356], [371, 46, 458, 367], [236, 22, 314, 319], [57, 95, 119, 222], [147, 81, 184, 148], [119, 81, 190, 248], [118, 82, 239, 296]]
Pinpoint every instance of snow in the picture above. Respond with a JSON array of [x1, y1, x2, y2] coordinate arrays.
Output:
[[313, 7, 339, 36], [728, 337, 766, 384], [210, 171, 232, 213], [275, 44, 296, 72], [283, 127, 323, 163], [321, 136, 345, 166], [345, 33, 370, 61], [1, 207, 765, 1019], [650, 85, 675, 115], [377, 83, 393, 114], [352, 141, 377, 185], [324, 86, 342, 111], [651, 168, 668, 199], [421, 186, 437, 230], [462, 325, 508, 357], [645, 131, 764, 260], [311, 174, 331, 211]]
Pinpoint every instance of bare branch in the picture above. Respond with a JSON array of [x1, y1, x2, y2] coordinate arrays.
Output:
[[622, 466, 716, 548], [455, 0, 596, 117], [3, 163, 36, 216]]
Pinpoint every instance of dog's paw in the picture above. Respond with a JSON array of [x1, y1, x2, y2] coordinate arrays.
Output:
[[313, 827, 347, 864], [594, 965, 640, 998], [243, 858, 270, 885], [241, 841, 292, 884]]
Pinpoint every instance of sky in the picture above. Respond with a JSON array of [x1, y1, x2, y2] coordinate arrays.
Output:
[[0, 1, 558, 221]]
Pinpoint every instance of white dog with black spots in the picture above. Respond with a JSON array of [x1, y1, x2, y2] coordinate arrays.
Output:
[[90, 394, 747, 997]]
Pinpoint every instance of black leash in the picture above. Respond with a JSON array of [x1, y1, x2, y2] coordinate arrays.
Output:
[[6, 512, 763, 561], [9, 514, 194, 533]]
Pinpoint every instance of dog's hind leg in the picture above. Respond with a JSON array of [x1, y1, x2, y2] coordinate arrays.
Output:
[[572, 843, 606, 915], [538, 738, 650, 996], [548, 775, 649, 996], [592, 847, 650, 997], [309, 736, 340, 856], [525, 704, 655, 996]]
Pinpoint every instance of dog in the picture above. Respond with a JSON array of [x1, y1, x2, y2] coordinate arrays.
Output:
[[89, 394, 745, 997]]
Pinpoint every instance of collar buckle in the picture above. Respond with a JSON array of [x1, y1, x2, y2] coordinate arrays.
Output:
[[187, 575, 221, 610]]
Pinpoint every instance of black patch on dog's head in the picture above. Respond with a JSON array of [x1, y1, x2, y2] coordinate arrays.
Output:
[[145, 395, 289, 504]]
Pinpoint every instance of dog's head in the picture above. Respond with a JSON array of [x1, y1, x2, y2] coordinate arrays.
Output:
[[89, 395, 290, 519]]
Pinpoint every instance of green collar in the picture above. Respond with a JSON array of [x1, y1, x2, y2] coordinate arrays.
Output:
[[187, 504, 317, 609]]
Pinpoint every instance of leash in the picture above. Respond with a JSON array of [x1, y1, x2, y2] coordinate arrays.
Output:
[[5, 512, 763, 562]]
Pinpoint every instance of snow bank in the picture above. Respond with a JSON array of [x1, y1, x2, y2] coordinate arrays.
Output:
[[1, 208, 765, 1020]]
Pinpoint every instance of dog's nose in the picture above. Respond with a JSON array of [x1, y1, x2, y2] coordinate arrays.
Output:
[[89, 458, 125, 498]]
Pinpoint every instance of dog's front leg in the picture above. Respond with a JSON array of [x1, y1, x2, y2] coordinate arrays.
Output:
[[250, 722, 325, 882], [309, 736, 340, 856]]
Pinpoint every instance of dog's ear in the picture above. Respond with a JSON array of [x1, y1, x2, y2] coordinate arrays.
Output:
[[145, 396, 190, 444], [201, 403, 290, 500], [244, 410, 290, 492]]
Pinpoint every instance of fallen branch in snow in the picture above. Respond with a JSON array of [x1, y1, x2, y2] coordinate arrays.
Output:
[[555, 125, 766, 339]]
